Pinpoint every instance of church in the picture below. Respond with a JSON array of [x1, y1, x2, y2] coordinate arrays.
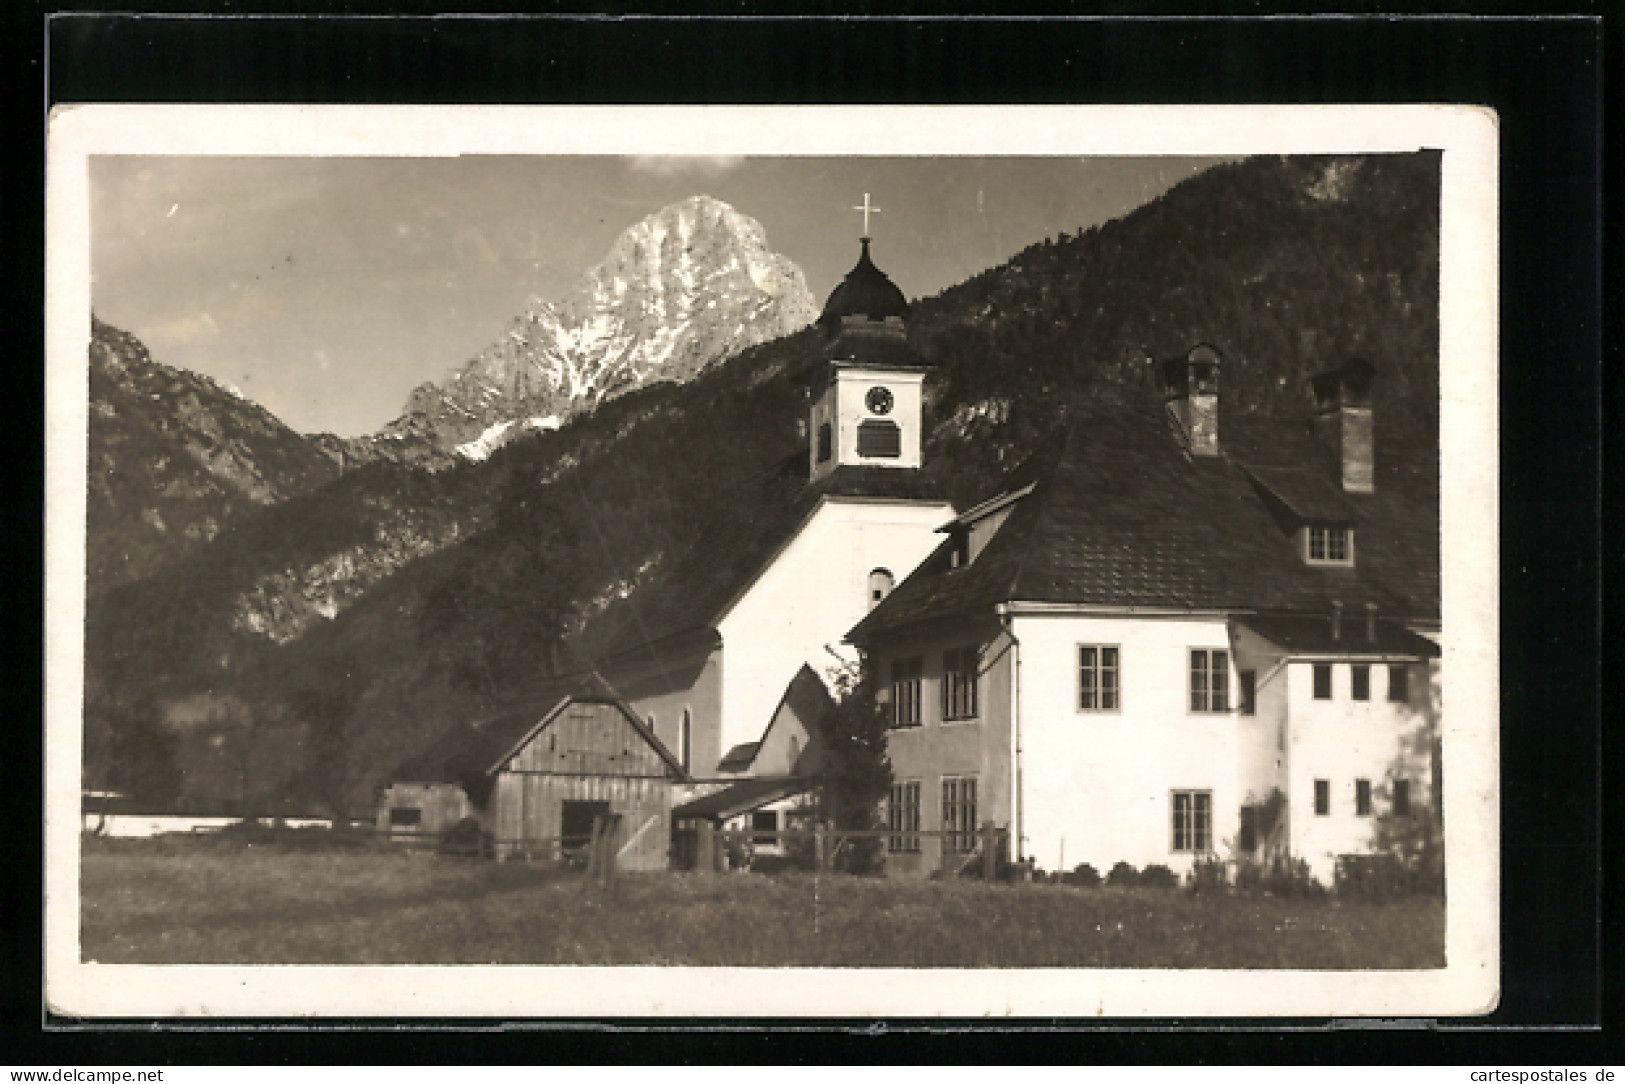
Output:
[[382, 210, 1441, 884]]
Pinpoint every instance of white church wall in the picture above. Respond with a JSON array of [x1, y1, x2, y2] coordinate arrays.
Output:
[[716, 496, 953, 754], [1011, 612, 1242, 879]]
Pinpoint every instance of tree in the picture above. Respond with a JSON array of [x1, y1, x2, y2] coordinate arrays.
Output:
[[817, 662, 894, 874]]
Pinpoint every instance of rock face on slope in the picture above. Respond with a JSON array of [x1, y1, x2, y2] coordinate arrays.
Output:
[[86, 316, 341, 591], [385, 195, 818, 458]]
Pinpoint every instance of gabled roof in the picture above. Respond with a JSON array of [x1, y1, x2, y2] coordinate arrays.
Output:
[[391, 671, 687, 784], [582, 455, 948, 666], [849, 396, 1438, 645], [717, 742, 762, 774]]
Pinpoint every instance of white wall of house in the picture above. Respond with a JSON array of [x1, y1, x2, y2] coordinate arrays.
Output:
[[1285, 657, 1435, 882], [1010, 611, 1242, 878], [716, 496, 953, 754]]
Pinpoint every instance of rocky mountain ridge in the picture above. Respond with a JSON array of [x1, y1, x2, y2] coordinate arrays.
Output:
[[86, 316, 342, 590]]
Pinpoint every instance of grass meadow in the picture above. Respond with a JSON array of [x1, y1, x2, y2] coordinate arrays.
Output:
[[80, 834, 1445, 968]]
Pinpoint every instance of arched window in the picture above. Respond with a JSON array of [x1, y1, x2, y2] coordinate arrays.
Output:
[[680, 709, 692, 773], [867, 568, 895, 610]]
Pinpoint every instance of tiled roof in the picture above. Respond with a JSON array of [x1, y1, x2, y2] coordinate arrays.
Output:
[[1237, 613, 1440, 658], [1241, 464, 1359, 523], [849, 396, 1438, 645], [584, 459, 947, 666], [391, 671, 685, 783]]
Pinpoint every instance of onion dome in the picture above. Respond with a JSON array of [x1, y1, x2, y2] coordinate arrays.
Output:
[[818, 238, 909, 335]]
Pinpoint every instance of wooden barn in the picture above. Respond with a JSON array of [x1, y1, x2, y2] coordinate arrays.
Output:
[[385, 673, 693, 870]]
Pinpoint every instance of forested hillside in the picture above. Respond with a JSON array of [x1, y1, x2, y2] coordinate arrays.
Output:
[[84, 152, 1440, 815]]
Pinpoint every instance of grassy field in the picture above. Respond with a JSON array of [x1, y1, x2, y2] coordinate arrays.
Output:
[[80, 836, 1445, 968]]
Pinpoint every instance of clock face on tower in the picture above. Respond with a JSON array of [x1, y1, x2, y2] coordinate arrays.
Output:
[[865, 386, 894, 415]]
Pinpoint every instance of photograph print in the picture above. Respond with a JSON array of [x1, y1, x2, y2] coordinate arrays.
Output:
[[46, 105, 1499, 1018]]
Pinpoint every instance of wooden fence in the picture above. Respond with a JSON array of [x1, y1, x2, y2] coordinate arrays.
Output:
[[676, 819, 1010, 879]]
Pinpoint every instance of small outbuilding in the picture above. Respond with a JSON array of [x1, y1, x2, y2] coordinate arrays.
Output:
[[384, 673, 692, 870]]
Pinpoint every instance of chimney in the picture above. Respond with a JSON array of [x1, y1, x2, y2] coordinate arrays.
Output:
[[1163, 344, 1221, 457], [1311, 360, 1375, 493], [1330, 601, 1344, 641], [1364, 602, 1378, 642]]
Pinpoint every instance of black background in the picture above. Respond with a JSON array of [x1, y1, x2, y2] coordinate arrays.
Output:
[[9, 5, 1611, 1065]]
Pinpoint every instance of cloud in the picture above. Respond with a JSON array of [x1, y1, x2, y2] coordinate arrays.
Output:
[[626, 155, 746, 177]]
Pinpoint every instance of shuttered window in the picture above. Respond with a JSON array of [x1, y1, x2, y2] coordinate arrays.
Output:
[[888, 782, 921, 853], [942, 646, 980, 720], [857, 419, 901, 458], [889, 657, 923, 728], [942, 776, 978, 853]]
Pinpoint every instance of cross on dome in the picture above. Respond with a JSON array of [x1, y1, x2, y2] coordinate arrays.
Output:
[[852, 193, 881, 239]]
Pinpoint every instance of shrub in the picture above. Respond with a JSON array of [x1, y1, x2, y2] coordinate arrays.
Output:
[[438, 816, 491, 858], [1234, 858, 1264, 893], [1063, 862, 1101, 888], [1139, 864, 1178, 890], [1335, 854, 1409, 900], [1186, 855, 1230, 894], [1260, 856, 1325, 898], [1106, 861, 1140, 887]]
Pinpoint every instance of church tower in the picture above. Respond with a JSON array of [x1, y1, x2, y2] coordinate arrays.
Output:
[[803, 204, 930, 483]]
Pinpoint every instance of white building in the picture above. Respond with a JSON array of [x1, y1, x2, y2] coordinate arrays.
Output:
[[848, 347, 1440, 883]]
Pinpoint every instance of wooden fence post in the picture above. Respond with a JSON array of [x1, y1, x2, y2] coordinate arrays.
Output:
[[814, 822, 829, 872], [584, 815, 602, 881], [695, 820, 714, 874], [982, 821, 997, 881], [600, 814, 620, 886]]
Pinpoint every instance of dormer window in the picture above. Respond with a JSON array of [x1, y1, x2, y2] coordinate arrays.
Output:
[[1306, 525, 1354, 565], [817, 422, 832, 464], [948, 529, 971, 570]]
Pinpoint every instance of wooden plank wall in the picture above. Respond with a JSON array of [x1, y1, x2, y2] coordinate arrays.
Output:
[[507, 702, 670, 777], [491, 773, 675, 871]]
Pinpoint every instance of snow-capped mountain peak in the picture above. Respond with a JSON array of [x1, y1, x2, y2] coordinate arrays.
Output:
[[393, 195, 818, 459]]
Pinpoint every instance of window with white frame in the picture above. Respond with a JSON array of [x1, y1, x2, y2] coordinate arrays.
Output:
[[1313, 779, 1330, 816], [1171, 790, 1213, 853], [1391, 779, 1412, 818], [889, 657, 923, 728], [1355, 778, 1373, 817], [941, 776, 978, 854], [887, 781, 921, 853], [1078, 645, 1121, 711], [1189, 649, 1230, 712], [1307, 525, 1354, 565], [942, 646, 980, 721]]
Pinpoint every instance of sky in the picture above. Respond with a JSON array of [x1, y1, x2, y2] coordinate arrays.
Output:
[[91, 155, 1232, 437]]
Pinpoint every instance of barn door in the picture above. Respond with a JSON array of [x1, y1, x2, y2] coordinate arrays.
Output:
[[561, 800, 611, 851]]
